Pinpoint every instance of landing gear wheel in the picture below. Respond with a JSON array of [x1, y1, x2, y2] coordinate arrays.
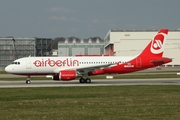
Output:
[[26, 75, 31, 84], [79, 78, 85, 83], [85, 78, 91, 83], [26, 80, 31, 84]]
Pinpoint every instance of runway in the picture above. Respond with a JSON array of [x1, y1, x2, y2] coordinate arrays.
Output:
[[0, 78, 180, 88]]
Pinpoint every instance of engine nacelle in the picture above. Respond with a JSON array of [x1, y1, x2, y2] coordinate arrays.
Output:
[[59, 70, 77, 81]]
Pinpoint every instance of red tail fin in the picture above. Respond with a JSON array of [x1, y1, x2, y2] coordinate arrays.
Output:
[[139, 29, 168, 58]]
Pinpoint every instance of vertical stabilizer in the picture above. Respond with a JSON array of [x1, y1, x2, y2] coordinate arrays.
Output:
[[139, 29, 168, 58]]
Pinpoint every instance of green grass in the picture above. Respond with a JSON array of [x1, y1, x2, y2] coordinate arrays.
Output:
[[0, 71, 7, 74], [0, 86, 180, 120]]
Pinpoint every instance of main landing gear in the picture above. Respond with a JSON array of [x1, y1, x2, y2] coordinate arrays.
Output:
[[79, 77, 91, 83], [26, 75, 31, 84], [25, 75, 91, 84]]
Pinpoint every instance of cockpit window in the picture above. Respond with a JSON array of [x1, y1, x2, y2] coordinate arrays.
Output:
[[11, 62, 20, 65]]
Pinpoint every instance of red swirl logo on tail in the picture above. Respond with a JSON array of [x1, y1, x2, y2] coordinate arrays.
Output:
[[150, 33, 165, 54]]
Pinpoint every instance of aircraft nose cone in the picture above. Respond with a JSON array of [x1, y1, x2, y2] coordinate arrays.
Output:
[[5, 66, 9, 72], [5, 66, 11, 73]]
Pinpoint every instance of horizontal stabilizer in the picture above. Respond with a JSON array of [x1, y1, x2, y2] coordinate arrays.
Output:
[[150, 58, 172, 63], [151, 60, 165, 63]]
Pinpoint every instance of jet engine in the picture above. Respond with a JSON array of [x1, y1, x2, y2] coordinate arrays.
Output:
[[59, 70, 77, 81], [51, 70, 77, 81]]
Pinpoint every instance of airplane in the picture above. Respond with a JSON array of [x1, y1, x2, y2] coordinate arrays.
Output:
[[5, 29, 172, 84]]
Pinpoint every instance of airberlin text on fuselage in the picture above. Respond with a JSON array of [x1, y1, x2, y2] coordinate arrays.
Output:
[[33, 58, 79, 67]]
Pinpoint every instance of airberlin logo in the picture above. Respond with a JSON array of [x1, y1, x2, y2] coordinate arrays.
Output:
[[150, 33, 165, 54], [33, 58, 79, 67]]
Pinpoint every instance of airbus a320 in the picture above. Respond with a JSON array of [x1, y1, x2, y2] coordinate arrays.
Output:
[[5, 29, 172, 84]]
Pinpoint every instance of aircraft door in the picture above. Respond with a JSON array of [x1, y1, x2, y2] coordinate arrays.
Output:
[[136, 57, 142, 68], [26, 58, 32, 69]]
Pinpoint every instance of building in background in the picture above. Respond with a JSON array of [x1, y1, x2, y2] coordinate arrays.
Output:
[[104, 29, 180, 66], [0, 37, 52, 70], [55, 37, 104, 56]]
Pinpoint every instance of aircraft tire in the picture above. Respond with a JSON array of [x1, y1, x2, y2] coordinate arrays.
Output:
[[26, 80, 31, 84], [85, 78, 91, 83], [79, 78, 85, 83]]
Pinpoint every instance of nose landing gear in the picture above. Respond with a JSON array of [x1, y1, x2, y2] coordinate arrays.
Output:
[[26, 75, 31, 84]]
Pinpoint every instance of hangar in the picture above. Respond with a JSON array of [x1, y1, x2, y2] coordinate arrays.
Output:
[[104, 29, 180, 66], [56, 37, 104, 56], [0, 37, 52, 70]]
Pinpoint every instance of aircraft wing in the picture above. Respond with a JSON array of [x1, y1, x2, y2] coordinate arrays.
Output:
[[53, 64, 113, 74], [76, 64, 112, 73]]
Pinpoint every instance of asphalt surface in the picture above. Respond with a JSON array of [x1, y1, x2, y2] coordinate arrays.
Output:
[[0, 78, 180, 88]]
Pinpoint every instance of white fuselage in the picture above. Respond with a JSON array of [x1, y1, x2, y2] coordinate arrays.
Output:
[[5, 56, 135, 75]]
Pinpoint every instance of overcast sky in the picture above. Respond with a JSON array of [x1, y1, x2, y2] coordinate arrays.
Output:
[[0, 0, 179, 39]]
